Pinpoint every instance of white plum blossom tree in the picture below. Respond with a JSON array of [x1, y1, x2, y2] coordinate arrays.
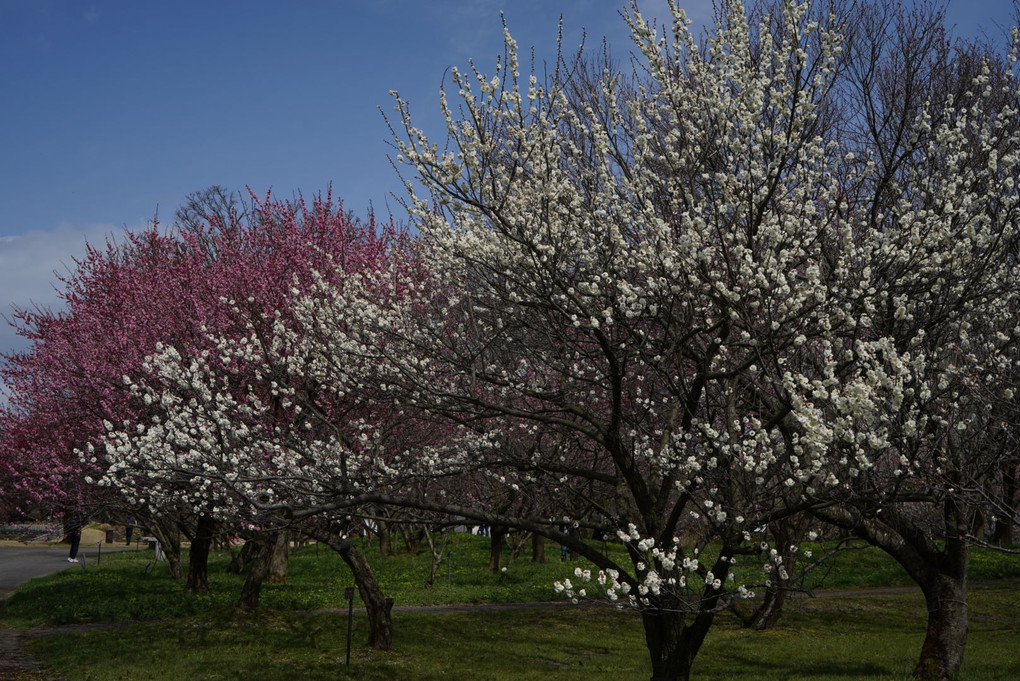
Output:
[[789, 6, 1020, 678], [378, 1, 867, 678], [376, 1, 1020, 679]]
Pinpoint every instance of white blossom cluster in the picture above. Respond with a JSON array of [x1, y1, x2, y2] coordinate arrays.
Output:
[[554, 525, 754, 608]]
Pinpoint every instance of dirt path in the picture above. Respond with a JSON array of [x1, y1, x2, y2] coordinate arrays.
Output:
[[0, 625, 51, 680]]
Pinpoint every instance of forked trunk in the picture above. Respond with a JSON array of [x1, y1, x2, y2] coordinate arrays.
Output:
[[914, 572, 968, 681], [227, 539, 257, 574], [751, 583, 787, 631], [730, 581, 787, 631], [400, 523, 425, 554], [641, 603, 714, 681], [185, 515, 216, 594]]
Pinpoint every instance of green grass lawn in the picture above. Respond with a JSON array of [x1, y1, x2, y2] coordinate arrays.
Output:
[[2, 534, 1019, 680], [1, 533, 628, 626], [15, 586, 1020, 681]]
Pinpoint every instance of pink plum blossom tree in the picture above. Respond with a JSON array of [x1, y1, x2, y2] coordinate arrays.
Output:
[[96, 191, 416, 646], [1, 226, 221, 570]]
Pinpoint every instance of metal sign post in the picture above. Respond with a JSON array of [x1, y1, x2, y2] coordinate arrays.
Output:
[[344, 586, 355, 668]]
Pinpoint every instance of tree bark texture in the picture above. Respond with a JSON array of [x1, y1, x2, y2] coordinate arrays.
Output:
[[751, 582, 787, 631], [730, 581, 787, 631], [745, 519, 801, 630], [267, 530, 290, 584], [531, 532, 546, 563], [423, 525, 447, 589], [237, 534, 273, 611], [149, 515, 183, 581], [227, 539, 256, 574], [991, 458, 1017, 547], [377, 520, 393, 556], [913, 572, 969, 681], [810, 503, 971, 681], [328, 536, 393, 649], [487, 524, 507, 572], [185, 515, 216, 594], [640, 602, 716, 681]]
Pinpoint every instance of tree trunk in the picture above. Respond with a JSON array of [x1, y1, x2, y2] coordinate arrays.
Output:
[[751, 582, 787, 631], [423, 525, 448, 589], [377, 521, 393, 556], [640, 603, 714, 681], [747, 519, 801, 630], [487, 524, 507, 572], [991, 459, 1017, 547], [267, 531, 289, 584], [913, 571, 969, 681], [531, 532, 546, 563], [237, 534, 273, 611], [913, 493, 971, 681], [185, 515, 216, 594], [149, 515, 183, 581], [327, 536, 393, 649], [227, 538, 257, 574], [990, 517, 1015, 547], [400, 523, 425, 555], [810, 501, 972, 681]]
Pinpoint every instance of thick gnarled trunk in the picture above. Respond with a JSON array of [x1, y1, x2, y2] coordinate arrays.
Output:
[[640, 601, 716, 681], [914, 571, 968, 681], [642, 607, 691, 681], [811, 502, 971, 681], [635, 548, 729, 681]]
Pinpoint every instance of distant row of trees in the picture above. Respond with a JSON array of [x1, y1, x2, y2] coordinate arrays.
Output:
[[3, 2, 1019, 680]]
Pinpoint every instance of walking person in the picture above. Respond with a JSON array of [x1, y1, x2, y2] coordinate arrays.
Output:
[[66, 512, 86, 563], [125, 514, 136, 545]]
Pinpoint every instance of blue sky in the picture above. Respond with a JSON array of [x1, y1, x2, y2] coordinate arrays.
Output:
[[0, 0, 1016, 359]]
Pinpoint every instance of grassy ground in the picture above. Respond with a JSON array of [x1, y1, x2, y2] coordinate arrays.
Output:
[[2, 534, 1019, 680], [1, 533, 622, 626], [14, 586, 1020, 680]]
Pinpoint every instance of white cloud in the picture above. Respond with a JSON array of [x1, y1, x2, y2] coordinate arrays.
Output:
[[0, 221, 132, 357]]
